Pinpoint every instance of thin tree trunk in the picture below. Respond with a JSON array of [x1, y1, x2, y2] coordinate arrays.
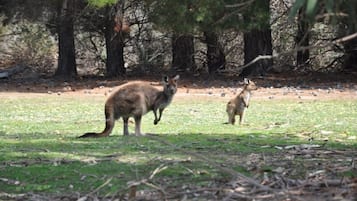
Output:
[[343, 38, 357, 71], [104, 4, 125, 77], [55, 0, 77, 78], [296, 8, 310, 66], [242, 29, 273, 76], [172, 34, 196, 73], [204, 31, 225, 74], [340, 12, 357, 72]]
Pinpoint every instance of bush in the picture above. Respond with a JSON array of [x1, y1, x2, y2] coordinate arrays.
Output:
[[0, 21, 57, 74]]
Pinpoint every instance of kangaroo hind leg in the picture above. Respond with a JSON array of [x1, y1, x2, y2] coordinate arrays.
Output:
[[134, 115, 144, 136], [122, 117, 129, 136]]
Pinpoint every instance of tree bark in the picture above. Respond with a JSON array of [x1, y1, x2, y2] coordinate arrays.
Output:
[[172, 34, 196, 73], [55, 0, 77, 78], [343, 38, 357, 71], [204, 31, 225, 74], [103, 4, 125, 77], [241, 29, 273, 76], [296, 8, 310, 66]]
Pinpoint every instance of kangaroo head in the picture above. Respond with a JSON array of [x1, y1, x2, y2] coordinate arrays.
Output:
[[243, 78, 258, 91], [162, 75, 179, 96]]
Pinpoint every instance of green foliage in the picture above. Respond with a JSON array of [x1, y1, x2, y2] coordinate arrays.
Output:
[[241, 0, 270, 30], [145, 0, 271, 33], [87, 0, 117, 7], [0, 15, 7, 36], [290, 0, 324, 20], [289, 0, 357, 31], [306, 0, 318, 17]]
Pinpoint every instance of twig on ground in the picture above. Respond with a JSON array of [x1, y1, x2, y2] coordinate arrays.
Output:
[[119, 163, 169, 201], [77, 177, 113, 201], [146, 134, 274, 193]]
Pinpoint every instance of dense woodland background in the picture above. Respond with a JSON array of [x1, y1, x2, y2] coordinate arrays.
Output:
[[0, 0, 356, 80]]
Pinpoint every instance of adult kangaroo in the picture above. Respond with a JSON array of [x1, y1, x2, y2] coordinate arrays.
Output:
[[79, 75, 179, 138]]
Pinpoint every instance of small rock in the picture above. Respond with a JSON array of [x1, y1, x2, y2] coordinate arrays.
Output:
[[347, 136, 356, 140], [63, 86, 72, 91], [320, 130, 333, 135], [273, 167, 285, 174]]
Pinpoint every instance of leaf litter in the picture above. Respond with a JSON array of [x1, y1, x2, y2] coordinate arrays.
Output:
[[2, 145, 355, 201]]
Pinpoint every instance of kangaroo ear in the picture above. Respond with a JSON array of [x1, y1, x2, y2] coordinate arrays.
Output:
[[243, 78, 249, 84], [172, 75, 180, 81], [163, 76, 169, 83]]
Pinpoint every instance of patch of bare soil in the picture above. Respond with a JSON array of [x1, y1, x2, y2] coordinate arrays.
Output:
[[0, 73, 356, 100]]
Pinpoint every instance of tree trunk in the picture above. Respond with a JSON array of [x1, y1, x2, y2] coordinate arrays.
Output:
[[242, 29, 273, 76], [296, 8, 310, 66], [340, 12, 357, 72], [55, 0, 77, 78], [172, 34, 196, 73], [204, 31, 225, 74], [104, 5, 125, 77], [342, 38, 357, 72]]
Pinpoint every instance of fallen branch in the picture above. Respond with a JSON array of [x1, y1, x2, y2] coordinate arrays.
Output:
[[77, 177, 113, 201], [0, 64, 26, 79], [115, 163, 169, 201], [0, 193, 26, 200], [302, 178, 351, 188]]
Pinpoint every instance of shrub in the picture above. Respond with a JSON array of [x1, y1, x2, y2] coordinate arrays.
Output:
[[0, 21, 57, 74]]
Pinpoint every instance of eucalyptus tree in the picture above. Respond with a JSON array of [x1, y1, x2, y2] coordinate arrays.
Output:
[[240, 0, 272, 76], [87, 0, 128, 77], [0, 0, 80, 79], [56, 0, 77, 78], [146, 0, 274, 76], [146, 0, 197, 73], [290, 0, 357, 71], [145, 0, 230, 74]]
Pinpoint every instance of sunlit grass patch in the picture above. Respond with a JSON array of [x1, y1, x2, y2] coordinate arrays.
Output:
[[0, 93, 356, 195]]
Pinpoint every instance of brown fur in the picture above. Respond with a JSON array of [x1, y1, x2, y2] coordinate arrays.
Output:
[[226, 79, 257, 125], [78, 75, 179, 138]]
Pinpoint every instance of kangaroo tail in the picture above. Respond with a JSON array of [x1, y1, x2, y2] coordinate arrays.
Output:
[[78, 104, 115, 138], [78, 132, 102, 138]]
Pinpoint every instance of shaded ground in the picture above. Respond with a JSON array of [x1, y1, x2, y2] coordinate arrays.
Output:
[[1, 146, 356, 201]]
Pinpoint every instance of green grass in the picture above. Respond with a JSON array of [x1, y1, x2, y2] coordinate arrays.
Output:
[[0, 93, 356, 196]]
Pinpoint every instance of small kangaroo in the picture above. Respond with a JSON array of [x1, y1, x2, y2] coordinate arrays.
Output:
[[226, 78, 257, 125], [79, 75, 179, 138]]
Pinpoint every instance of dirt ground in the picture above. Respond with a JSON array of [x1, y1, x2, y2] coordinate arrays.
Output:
[[0, 72, 356, 100]]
